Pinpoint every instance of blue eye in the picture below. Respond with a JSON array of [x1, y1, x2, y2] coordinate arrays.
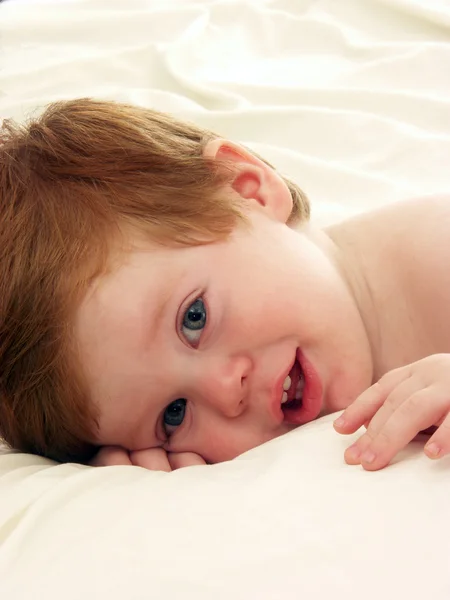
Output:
[[182, 297, 207, 347], [163, 399, 187, 434]]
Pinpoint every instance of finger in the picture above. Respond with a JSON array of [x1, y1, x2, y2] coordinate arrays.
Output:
[[343, 375, 420, 464], [345, 380, 443, 467], [168, 452, 207, 470], [334, 367, 410, 434], [418, 416, 444, 437], [357, 374, 422, 442], [89, 446, 132, 467], [344, 434, 373, 465], [358, 388, 446, 471], [129, 448, 172, 472], [425, 412, 450, 459], [418, 425, 438, 437]]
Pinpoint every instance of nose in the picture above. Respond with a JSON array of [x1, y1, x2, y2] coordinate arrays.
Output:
[[197, 354, 251, 418]]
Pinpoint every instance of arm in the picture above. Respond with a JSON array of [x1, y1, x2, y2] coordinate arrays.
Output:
[[335, 196, 450, 470]]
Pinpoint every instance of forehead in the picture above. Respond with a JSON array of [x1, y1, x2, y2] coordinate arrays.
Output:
[[75, 243, 178, 345]]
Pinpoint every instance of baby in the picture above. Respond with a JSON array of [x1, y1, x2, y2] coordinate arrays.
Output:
[[1, 98, 449, 474]]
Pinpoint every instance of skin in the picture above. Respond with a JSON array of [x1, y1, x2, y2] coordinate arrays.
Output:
[[75, 138, 450, 472]]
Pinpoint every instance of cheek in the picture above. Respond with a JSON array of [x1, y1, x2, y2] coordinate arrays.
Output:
[[193, 425, 249, 463], [304, 283, 373, 413], [177, 417, 276, 464], [324, 340, 373, 412], [325, 370, 368, 413]]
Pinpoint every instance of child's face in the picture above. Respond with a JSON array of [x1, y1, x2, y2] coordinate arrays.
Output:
[[75, 208, 373, 464]]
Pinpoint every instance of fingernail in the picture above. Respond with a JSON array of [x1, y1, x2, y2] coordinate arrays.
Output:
[[346, 443, 360, 460], [361, 450, 376, 464], [334, 416, 346, 428], [425, 442, 441, 458]]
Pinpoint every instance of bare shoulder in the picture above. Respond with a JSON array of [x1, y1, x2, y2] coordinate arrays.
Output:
[[382, 195, 450, 350], [326, 195, 450, 357], [329, 194, 450, 265], [394, 194, 450, 233], [390, 195, 450, 268]]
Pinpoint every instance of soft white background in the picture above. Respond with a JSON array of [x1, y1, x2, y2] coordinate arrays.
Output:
[[1, 1, 450, 598]]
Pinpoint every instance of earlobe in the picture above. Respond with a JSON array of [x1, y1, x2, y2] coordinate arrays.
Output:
[[203, 138, 293, 223]]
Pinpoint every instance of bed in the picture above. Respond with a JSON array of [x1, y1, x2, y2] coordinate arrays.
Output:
[[1, 1, 450, 598]]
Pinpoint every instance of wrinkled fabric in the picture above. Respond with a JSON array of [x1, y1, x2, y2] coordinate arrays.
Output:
[[1, 1, 450, 598]]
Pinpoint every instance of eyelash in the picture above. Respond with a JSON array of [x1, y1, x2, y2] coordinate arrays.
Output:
[[162, 398, 187, 440], [178, 293, 209, 349], [161, 294, 209, 441]]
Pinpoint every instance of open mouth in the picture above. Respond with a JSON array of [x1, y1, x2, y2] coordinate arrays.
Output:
[[279, 349, 323, 426], [281, 357, 304, 418]]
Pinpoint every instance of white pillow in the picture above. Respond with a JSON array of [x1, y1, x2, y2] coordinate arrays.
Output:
[[1, 414, 449, 600]]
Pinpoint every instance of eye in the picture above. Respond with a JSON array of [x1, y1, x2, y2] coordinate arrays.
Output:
[[163, 398, 187, 435], [181, 297, 207, 347]]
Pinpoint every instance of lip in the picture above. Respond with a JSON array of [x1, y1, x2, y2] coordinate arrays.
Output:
[[289, 348, 323, 425], [270, 354, 296, 424], [270, 349, 323, 427]]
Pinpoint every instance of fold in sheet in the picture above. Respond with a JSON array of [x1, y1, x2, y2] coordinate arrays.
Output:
[[1, 2, 450, 599], [1, 0, 449, 224]]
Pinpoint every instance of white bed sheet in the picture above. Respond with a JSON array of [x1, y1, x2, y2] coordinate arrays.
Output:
[[1, 0, 450, 598]]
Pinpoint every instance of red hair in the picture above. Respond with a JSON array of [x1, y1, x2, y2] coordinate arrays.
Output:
[[0, 98, 310, 462]]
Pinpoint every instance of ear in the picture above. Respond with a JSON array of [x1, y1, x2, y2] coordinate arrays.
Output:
[[203, 138, 293, 223]]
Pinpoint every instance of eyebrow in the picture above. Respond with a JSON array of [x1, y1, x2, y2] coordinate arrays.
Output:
[[123, 425, 164, 452], [118, 385, 165, 453], [121, 272, 179, 449], [114, 390, 165, 452], [141, 265, 179, 351]]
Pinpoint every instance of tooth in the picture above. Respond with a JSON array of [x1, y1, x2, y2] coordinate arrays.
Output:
[[295, 380, 304, 400], [283, 376, 291, 391], [281, 391, 288, 404]]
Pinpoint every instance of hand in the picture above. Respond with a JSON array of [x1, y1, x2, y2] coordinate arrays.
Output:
[[90, 446, 206, 471], [333, 354, 450, 471]]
